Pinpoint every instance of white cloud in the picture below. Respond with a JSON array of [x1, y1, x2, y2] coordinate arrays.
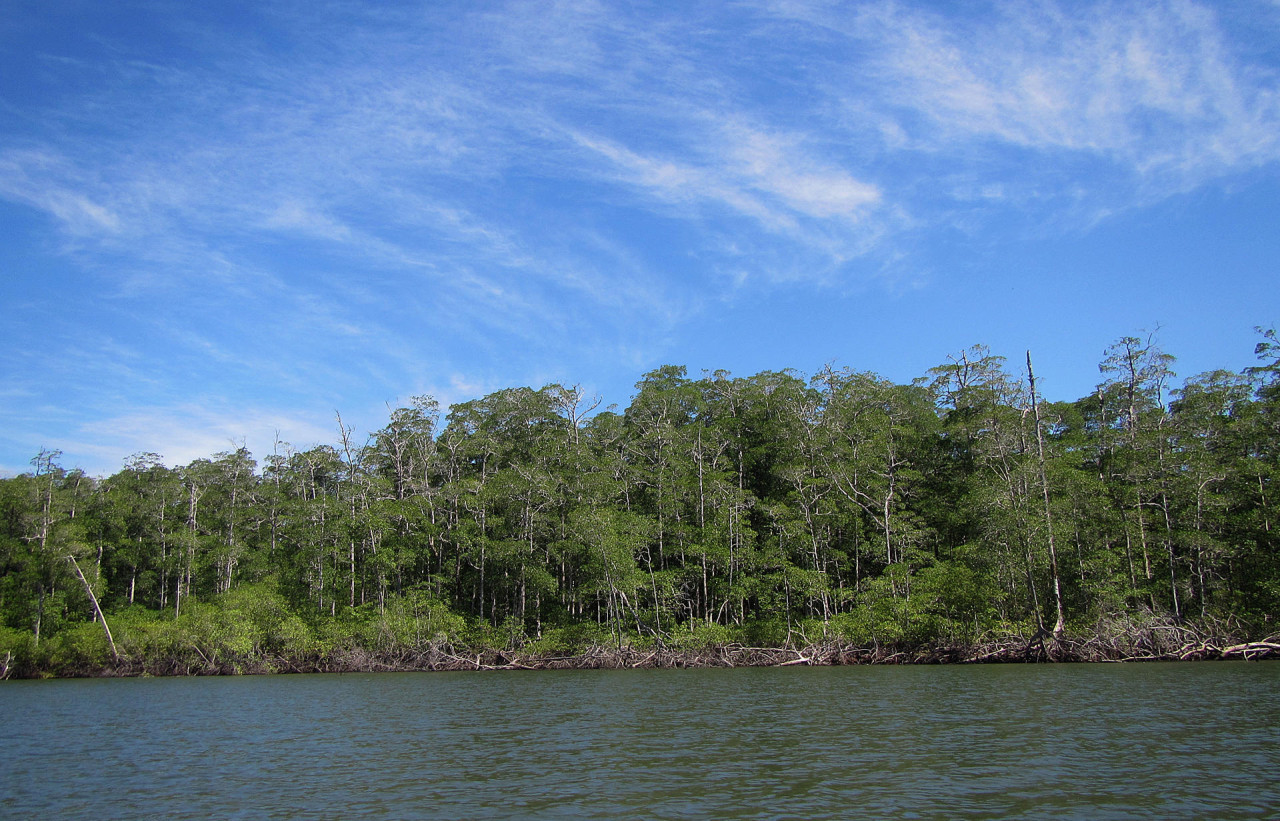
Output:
[[570, 123, 882, 249], [263, 200, 353, 242], [726, 127, 881, 218], [2, 0, 1278, 476], [70, 404, 339, 475], [848, 1, 1280, 186], [0, 150, 122, 234], [5, 0, 1277, 283]]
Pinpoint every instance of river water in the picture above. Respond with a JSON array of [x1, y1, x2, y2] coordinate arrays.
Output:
[[2, 662, 1277, 819]]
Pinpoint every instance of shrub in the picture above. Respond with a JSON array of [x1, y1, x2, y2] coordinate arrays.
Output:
[[0, 626, 38, 678], [363, 590, 466, 652], [665, 620, 736, 651], [44, 621, 112, 674], [527, 622, 613, 655]]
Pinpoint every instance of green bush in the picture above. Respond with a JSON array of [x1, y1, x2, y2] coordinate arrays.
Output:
[[174, 600, 255, 666], [830, 561, 997, 646], [461, 615, 529, 651], [527, 622, 613, 655], [312, 615, 364, 658], [220, 583, 320, 657], [44, 621, 112, 674], [0, 626, 38, 677], [665, 620, 736, 651], [362, 590, 466, 652], [738, 617, 789, 647]]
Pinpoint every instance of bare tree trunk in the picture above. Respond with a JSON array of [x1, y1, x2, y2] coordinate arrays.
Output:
[[1027, 352, 1065, 640], [68, 555, 119, 660]]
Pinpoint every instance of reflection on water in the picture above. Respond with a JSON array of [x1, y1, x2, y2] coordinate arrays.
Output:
[[2, 662, 1277, 819]]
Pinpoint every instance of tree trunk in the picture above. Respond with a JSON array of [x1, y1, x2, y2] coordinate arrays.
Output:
[[1027, 352, 1066, 639], [68, 555, 119, 660]]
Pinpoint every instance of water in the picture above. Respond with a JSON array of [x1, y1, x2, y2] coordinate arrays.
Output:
[[2, 662, 1277, 819]]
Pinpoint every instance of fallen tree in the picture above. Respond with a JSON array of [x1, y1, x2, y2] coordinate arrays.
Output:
[[7, 608, 1278, 678], [44, 634, 1278, 678]]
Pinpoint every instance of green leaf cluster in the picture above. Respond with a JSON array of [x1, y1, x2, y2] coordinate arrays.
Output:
[[3, 330, 1279, 675]]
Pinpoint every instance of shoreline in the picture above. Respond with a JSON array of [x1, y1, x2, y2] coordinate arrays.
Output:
[[6, 634, 1278, 679]]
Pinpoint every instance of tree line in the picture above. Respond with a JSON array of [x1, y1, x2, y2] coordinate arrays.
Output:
[[2, 331, 1277, 675]]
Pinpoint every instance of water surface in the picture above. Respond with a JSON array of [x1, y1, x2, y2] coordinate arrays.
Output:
[[3, 662, 1277, 819]]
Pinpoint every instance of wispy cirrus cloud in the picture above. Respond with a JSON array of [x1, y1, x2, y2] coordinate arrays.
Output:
[[2, 0, 1278, 474], [0, 150, 122, 235], [809, 2, 1280, 198], [70, 403, 340, 473], [571, 123, 882, 228], [8, 1, 1278, 282]]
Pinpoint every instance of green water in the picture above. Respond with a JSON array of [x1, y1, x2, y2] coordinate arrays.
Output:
[[2, 662, 1277, 819]]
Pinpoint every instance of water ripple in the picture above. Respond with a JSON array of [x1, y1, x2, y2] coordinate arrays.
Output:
[[2, 662, 1277, 819]]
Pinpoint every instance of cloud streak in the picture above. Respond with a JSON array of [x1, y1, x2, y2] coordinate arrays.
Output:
[[9, 2, 1275, 292], [845, 2, 1279, 191], [1, 0, 1278, 475]]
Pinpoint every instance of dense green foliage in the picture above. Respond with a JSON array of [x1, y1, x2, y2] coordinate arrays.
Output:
[[3, 332, 1278, 675]]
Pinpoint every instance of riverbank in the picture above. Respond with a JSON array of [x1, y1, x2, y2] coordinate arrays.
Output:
[[6, 628, 1278, 679], [201, 635, 1280, 676]]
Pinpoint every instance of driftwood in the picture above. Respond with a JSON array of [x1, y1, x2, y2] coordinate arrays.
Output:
[[14, 619, 1280, 678], [1217, 641, 1280, 660]]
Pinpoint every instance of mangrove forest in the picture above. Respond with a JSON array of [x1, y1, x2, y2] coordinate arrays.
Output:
[[2, 331, 1279, 676]]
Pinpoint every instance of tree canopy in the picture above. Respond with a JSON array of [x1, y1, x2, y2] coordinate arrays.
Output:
[[3, 331, 1278, 675]]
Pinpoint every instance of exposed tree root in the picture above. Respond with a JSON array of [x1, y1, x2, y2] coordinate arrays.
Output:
[[25, 618, 1280, 678]]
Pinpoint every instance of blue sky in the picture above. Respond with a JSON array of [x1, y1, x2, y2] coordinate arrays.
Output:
[[2, 0, 1279, 477]]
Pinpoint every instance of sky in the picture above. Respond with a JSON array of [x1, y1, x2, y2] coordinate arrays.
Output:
[[2, 0, 1279, 478]]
